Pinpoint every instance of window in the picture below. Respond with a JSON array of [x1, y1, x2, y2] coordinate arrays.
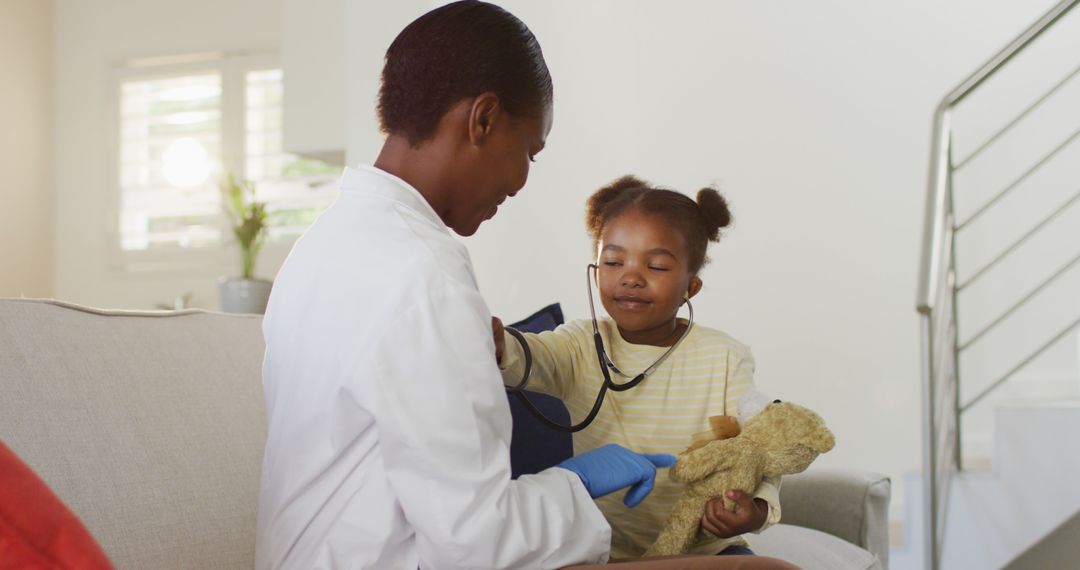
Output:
[[243, 69, 340, 241], [116, 53, 339, 256]]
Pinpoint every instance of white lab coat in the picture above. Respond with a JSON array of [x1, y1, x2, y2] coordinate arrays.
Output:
[[256, 165, 611, 570]]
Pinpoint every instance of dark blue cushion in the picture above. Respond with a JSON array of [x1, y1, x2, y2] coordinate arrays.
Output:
[[506, 303, 574, 479], [508, 303, 564, 334]]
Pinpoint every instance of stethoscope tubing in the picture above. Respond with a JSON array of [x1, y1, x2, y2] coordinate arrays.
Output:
[[504, 263, 694, 433]]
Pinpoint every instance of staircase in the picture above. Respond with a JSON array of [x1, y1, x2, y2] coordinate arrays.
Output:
[[914, 0, 1080, 568], [891, 403, 1080, 569]]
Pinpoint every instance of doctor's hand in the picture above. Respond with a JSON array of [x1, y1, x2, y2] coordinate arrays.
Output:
[[556, 444, 676, 507], [491, 317, 505, 364]]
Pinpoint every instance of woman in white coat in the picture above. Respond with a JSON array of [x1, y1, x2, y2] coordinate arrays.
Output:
[[255, 3, 677, 569]]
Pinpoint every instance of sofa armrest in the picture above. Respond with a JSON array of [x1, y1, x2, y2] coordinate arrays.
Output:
[[778, 469, 891, 567]]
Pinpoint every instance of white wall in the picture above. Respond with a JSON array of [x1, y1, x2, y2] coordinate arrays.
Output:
[[449, 0, 1070, 518], [340, 0, 1074, 519], [49, 0, 1076, 524], [51, 0, 283, 310], [1, 0, 52, 298], [282, 0, 346, 164]]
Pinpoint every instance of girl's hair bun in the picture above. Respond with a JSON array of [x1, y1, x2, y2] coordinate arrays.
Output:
[[695, 187, 732, 242]]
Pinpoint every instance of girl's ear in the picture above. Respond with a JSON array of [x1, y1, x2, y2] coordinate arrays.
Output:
[[467, 92, 501, 145], [685, 276, 703, 302]]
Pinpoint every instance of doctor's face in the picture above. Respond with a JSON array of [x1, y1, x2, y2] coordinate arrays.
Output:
[[453, 102, 552, 236]]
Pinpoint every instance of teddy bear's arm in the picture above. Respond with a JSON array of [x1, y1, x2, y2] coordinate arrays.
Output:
[[669, 439, 741, 483]]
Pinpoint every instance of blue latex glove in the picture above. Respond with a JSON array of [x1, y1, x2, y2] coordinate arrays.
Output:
[[556, 444, 677, 508]]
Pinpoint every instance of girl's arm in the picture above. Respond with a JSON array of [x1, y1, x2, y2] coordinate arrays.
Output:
[[728, 349, 783, 533], [750, 476, 782, 532], [496, 320, 589, 401]]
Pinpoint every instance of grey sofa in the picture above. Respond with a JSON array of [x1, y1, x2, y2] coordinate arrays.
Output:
[[0, 298, 889, 569]]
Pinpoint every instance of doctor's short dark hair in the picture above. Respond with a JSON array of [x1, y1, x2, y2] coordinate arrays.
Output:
[[586, 175, 733, 274], [378, 0, 553, 145]]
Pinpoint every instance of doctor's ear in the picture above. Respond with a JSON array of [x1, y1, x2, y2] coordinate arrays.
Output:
[[468, 92, 502, 144]]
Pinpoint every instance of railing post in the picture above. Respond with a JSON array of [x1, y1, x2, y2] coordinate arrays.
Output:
[[920, 312, 939, 570], [916, 103, 951, 315], [920, 104, 952, 570], [947, 144, 963, 473]]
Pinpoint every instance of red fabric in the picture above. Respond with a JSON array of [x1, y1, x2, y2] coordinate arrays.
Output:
[[0, 441, 113, 570]]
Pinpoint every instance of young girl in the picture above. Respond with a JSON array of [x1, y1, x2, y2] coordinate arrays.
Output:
[[495, 175, 780, 559]]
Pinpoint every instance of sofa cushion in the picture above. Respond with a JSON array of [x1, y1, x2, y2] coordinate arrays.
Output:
[[0, 299, 266, 570], [751, 524, 882, 570], [778, 469, 891, 566], [508, 302, 564, 334]]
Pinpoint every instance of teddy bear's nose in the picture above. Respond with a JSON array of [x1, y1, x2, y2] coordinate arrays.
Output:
[[773, 399, 782, 404]]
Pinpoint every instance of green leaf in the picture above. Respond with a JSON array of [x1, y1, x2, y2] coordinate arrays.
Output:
[[220, 170, 270, 277]]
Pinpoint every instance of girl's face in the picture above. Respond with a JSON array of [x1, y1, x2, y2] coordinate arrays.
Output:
[[596, 208, 702, 345]]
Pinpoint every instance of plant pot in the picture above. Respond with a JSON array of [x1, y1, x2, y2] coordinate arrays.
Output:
[[218, 277, 273, 314]]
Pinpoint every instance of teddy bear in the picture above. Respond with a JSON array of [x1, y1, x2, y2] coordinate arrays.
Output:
[[643, 400, 835, 557]]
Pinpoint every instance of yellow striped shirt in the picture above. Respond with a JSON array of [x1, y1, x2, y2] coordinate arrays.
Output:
[[501, 318, 781, 558]]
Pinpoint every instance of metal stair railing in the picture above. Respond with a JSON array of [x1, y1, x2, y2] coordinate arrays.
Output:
[[916, 1, 1080, 569]]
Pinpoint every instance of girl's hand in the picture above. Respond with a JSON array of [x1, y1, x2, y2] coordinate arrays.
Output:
[[700, 490, 768, 539], [492, 317, 505, 364]]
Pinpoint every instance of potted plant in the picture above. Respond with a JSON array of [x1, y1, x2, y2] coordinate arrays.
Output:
[[219, 172, 273, 313]]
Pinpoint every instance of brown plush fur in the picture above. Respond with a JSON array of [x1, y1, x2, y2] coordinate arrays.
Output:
[[643, 401, 835, 556]]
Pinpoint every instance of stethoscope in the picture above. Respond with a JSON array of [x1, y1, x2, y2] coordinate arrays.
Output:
[[504, 263, 694, 432]]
